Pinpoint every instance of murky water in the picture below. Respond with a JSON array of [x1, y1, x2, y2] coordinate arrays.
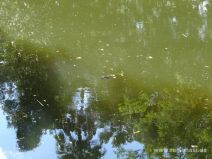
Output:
[[0, 0, 212, 159]]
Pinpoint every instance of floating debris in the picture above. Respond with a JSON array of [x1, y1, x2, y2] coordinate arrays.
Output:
[[17, 137, 25, 141], [135, 21, 144, 31], [36, 99, 44, 107], [133, 130, 140, 134], [11, 41, 15, 46], [76, 56, 82, 60], [119, 71, 124, 77], [0, 61, 6, 64], [191, 145, 198, 148], [147, 56, 153, 59], [181, 33, 189, 38], [23, 114, 28, 118], [172, 16, 177, 24], [100, 74, 116, 79], [55, 1, 60, 6]]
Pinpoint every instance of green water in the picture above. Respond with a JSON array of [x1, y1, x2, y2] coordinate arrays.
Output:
[[0, 0, 212, 159]]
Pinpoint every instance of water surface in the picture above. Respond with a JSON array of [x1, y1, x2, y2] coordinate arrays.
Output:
[[0, 0, 212, 158]]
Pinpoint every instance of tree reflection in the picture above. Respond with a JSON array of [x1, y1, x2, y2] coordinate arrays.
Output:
[[54, 108, 102, 159], [0, 36, 106, 158], [1, 39, 70, 150], [118, 87, 212, 158]]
